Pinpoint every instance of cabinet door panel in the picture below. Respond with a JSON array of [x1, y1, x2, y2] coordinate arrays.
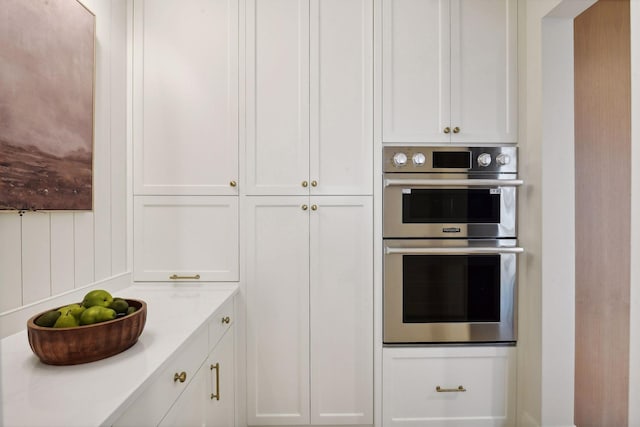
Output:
[[382, 0, 450, 143], [450, 0, 517, 143], [246, 0, 310, 195], [207, 329, 235, 427], [133, 196, 239, 282], [245, 197, 310, 425], [133, 0, 238, 195], [158, 361, 208, 427], [309, 196, 373, 424], [310, 0, 373, 195]]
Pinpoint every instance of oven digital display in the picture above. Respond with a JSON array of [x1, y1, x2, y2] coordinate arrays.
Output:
[[432, 151, 471, 169]]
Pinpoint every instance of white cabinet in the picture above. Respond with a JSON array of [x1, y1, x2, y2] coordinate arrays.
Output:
[[245, 196, 373, 425], [114, 298, 235, 427], [132, 0, 239, 195], [245, 0, 373, 195], [382, 0, 517, 144], [383, 346, 516, 427], [133, 196, 238, 282]]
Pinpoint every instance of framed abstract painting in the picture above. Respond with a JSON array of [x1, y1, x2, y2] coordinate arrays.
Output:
[[0, 0, 95, 211]]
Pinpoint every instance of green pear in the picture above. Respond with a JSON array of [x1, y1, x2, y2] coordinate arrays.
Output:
[[79, 306, 117, 325], [82, 289, 113, 308], [109, 298, 129, 314], [58, 303, 86, 320], [53, 310, 79, 328]]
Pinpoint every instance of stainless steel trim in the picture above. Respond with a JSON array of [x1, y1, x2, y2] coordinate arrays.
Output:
[[384, 246, 524, 255], [384, 178, 524, 187]]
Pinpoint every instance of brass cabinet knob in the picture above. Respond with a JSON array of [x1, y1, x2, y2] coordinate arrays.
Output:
[[311, 180, 318, 187], [443, 127, 451, 134], [230, 180, 237, 187], [302, 204, 308, 211], [452, 127, 460, 134], [221, 316, 231, 324], [311, 204, 318, 211], [302, 180, 309, 188], [174, 371, 187, 383]]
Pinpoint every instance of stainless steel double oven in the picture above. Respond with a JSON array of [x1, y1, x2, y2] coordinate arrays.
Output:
[[383, 147, 523, 344]]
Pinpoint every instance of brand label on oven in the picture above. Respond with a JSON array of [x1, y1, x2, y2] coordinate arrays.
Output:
[[490, 188, 502, 194], [442, 227, 461, 233], [402, 188, 411, 194]]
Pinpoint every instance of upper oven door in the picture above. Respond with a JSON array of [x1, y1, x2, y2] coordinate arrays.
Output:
[[383, 173, 522, 239]]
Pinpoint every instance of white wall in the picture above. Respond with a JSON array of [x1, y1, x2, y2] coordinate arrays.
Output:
[[517, 1, 596, 426], [0, 0, 128, 315]]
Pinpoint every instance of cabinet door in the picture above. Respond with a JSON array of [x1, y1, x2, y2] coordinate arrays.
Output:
[[383, 346, 516, 426], [309, 196, 373, 424], [382, 0, 451, 143], [132, 0, 238, 195], [450, 0, 517, 143], [310, 0, 373, 195], [245, 0, 310, 195], [245, 197, 310, 425], [133, 196, 239, 282], [158, 361, 208, 427], [206, 328, 235, 427]]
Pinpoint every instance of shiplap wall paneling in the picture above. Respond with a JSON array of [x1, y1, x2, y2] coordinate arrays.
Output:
[[21, 214, 51, 305], [50, 213, 75, 295], [74, 212, 96, 288], [0, 215, 22, 312], [110, 0, 128, 275]]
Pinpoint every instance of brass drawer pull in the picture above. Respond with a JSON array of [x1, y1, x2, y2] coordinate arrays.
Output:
[[311, 180, 318, 187], [174, 371, 187, 383], [210, 363, 220, 400], [436, 385, 466, 393], [443, 127, 451, 134], [221, 316, 231, 324], [169, 274, 201, 280], [230, 180, 237, 187], [452, 126, 460, 134]]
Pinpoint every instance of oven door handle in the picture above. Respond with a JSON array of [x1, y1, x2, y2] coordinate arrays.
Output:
[[384, 247, 525, 255], [383, 178, 524, 187]]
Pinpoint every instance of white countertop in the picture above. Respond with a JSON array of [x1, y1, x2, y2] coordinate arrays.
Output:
[[0, 284, 238, 427]]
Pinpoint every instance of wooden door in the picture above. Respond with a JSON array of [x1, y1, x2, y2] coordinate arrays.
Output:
[[574, 0, 631, 425]]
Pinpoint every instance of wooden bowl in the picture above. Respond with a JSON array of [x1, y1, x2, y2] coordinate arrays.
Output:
[[27, 299, 147, 365]]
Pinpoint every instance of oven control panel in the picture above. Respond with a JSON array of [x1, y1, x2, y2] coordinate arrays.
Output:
[[383, 146, 517, 173]]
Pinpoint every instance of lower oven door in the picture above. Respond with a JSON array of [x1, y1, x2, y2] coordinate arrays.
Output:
[[383, 239, 522, 344]]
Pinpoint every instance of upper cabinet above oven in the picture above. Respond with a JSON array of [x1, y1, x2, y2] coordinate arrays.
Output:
[[382, 0, 517, 145]]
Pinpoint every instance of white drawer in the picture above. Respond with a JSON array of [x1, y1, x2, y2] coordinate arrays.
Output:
[[383, 346, 516, 427], [208, 298, 234, 352], [113, 326, 209, 427]]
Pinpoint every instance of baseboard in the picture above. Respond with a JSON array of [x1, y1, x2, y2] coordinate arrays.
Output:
[[0, 272, 132, 339]]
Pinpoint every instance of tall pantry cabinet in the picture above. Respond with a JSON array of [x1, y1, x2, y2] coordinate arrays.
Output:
[[132, 0, 240, 282], [244, 0, 374, 425]]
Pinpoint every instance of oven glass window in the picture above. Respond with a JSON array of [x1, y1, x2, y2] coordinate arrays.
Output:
[[402, 255, 501, 323], [402, 189, 500, 223]]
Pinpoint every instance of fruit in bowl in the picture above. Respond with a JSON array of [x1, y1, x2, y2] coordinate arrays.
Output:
[[27, 290, 147, 365]]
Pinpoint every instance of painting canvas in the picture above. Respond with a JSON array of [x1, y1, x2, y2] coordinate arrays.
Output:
[[0, 0, 95, 211]]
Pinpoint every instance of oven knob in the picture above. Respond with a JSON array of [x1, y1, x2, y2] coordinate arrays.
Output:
[[392, 152, 408, 167], [477, 153, 492, 167], [496, 153, 511, 166], [412, 152, 426, 166]]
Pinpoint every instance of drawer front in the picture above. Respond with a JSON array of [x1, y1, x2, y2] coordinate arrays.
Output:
[[113, 327, 208, 427], [133, 196, 239, 282], [383, 346, 516, 427], [208, 298, 234, 352]]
